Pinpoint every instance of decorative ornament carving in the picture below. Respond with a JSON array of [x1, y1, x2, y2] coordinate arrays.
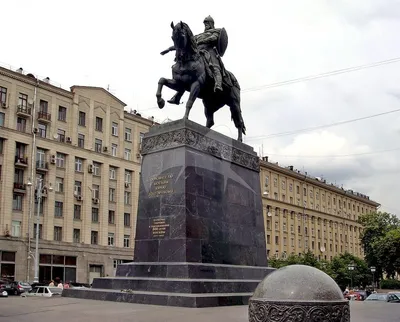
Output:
[[248, 299, 350, 322], [141, 128, 259, 171]]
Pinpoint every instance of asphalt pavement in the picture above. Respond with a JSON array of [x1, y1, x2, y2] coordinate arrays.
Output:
[[0, 296, 400, 322]]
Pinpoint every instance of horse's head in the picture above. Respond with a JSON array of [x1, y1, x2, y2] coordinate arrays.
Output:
[[171, 21, 198, 61]]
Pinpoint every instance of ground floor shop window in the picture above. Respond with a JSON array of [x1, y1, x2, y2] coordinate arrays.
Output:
[[39, 254, 77, 283], [0, 251, 16, 280]]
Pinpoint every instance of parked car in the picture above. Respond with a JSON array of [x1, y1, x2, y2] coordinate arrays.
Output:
[[9, 281, 32, 295], [365, 293, 400, 303], [0, 281, 13, 295], [0, 290, 8, 297], [21, 286, 63, 297]]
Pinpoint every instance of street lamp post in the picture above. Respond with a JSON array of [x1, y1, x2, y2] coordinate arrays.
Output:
[[370, 266, 376, 289], [348, 262, 355, 289], [27, 178, 52, 284]]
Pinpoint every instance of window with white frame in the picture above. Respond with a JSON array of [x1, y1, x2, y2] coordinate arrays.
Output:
[[108, 210, 115, 224], [124, 148, 131, 160], [108, 233, 115, 246], [109, 167, 116, 180], [11, 221, 21, 237], [73, 229, 80, 243], [55, 201, 63, 217], [124, 191, 131, 205], [92, 208, 99, 222], [13, 194, 23, 210], [57, 129, 66, 143], [109, 188, 115, 202], [124, 128, 132, 141], [95, 139, 102, 153], [74, 181, 82, 196], [74, 205, 81, 220], [56, 153, 65, 168], [55, 177, 64, 193], [92, 184, 100, 199], [111, 144, 117, 157], [124, 170, 131, 183], [78, 133, 85, 148], [112, 122, 118, 136], [123, 235, 130, 248], [93, 162, 101, 176], [75, 157, 83, 172]]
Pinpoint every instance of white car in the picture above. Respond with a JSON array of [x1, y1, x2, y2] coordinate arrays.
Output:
[[21, 286, 62, 297]]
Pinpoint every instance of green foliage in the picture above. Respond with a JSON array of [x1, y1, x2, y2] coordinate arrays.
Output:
[[268, 251, 372, 290], [358, 211, 400, 279], [380, 279, 400, 290]]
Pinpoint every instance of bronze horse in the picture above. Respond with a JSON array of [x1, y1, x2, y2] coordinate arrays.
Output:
[[156, 21, 246, 142]]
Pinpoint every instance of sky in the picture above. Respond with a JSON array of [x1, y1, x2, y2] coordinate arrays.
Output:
[[1, 0, 399, 215]]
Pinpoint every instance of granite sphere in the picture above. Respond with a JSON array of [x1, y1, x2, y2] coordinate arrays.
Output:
[[252, 264, 345, 301]]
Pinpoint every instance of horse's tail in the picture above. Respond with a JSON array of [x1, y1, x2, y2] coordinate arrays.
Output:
[[229, 80, 246, 135]]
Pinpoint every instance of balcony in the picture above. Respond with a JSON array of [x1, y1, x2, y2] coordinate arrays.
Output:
[[15, 156, 28, 167], [13, 182, 26, 193], [16, 105, 32, 117], [36, 160, 49, 172], [37, 111, 51, 123]]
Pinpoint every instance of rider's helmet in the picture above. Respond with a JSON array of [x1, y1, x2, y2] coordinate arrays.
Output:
[[203, 16, 215, 29]]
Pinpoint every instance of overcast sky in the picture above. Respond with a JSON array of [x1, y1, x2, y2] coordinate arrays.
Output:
[[2, 0, 399, 215]]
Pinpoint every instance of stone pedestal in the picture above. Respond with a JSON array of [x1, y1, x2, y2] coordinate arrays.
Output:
[[63, 119, 273, 307]]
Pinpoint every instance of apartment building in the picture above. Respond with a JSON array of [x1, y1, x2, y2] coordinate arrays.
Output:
[[0, 66, 153, 284], [260, 157, 380, 261]]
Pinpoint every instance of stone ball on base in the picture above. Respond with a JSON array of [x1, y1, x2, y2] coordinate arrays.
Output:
[[248, 264, 349, 322]]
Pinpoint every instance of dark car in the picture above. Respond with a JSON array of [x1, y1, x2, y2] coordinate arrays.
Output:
[[0, 280, 13, 295], [9, 281, 32, 295]]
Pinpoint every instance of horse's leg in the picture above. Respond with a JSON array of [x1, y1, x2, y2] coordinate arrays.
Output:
[[184, 81, 201, 120], [156, 78, 181, 109], [203, 100, 215, 128]]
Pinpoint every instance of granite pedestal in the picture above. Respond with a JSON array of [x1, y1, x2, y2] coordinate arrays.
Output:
[[63, 119, 273, 307]]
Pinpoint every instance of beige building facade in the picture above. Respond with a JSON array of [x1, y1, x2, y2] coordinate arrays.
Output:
[[0, 66, 153, 284], [260, 157, 380, 261]]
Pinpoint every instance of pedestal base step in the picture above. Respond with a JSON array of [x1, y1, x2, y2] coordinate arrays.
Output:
[[62, 288, 252, 308]]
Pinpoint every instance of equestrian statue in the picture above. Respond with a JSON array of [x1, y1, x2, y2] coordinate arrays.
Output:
[[156, 16, 246, 142]]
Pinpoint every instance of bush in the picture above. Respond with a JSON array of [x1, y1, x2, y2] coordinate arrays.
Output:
[[380, 279, 400, 289]]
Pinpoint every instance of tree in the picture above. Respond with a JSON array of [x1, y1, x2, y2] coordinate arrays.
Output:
[[358, 211, 400, 281]]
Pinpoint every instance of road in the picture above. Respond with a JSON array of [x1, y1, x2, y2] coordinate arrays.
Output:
[[0, 297, 400, 322]]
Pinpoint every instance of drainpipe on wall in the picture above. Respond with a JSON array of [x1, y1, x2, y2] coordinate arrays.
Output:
[[27, 77, 39, 282]]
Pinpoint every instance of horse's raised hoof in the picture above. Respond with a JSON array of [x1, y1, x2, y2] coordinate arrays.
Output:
[[157, 98, 165, 109]]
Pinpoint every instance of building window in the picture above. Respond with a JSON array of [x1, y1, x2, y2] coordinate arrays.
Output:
[[139, 132, 144, 143], [55, 177, 64, 193], [18, 93, 28, 108], [92, 184, 100, 199], [33, 224, 43, 239], [95, 117, 103, 131], [0, 251, 16, 280], [58, 106, 67, 121], [112, 122, 118, 136], [108, 233, 115, 246], [273, 178, 277, 187], [275, 236, 279, 245], [56, 153, 65, 168], [0, 87, 7, 105], [57, 129, 66, 143], [17, 117, 27, 132], [78, 111, 86, 126], [75, 157, 83, 172], [124, 213, 131, 227], [95, 139, 102, 152], [39, 100, 48, 113], [289, 183, 293, 192], [91, 231, 98, 245], [123, 235, 130, 248], [73, 229, 80, 243], [124, 148, 131, 160], [13, 194, 23, 211], [55, 201, 63, 217], [108, 210, 115, 224], [111, 144, 117, 157], [54, 226, 62, 241], [74, 205, 81, 220], [38, 254, 76, 284], [11, 221, 21, 237], [109, 167, 116, 180], [0, 138, 3, 154], [92, 208, 99, 222], [0, 112, 4, 127], [124, 191, 131, 205], [109, 188, 115, 202], [78, 134, 85, 148], [93, 162, 101, 176], [124, 128, 132, 141], [124, 170, 131, 184], [38, 123, 47, 138]]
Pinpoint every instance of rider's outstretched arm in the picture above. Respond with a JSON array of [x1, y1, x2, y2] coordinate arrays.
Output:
[[160, 46, 176, 55]]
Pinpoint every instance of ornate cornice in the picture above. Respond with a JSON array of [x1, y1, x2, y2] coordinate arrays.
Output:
[[141, 127, 260, 171], [248, 299, 350, 322]]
